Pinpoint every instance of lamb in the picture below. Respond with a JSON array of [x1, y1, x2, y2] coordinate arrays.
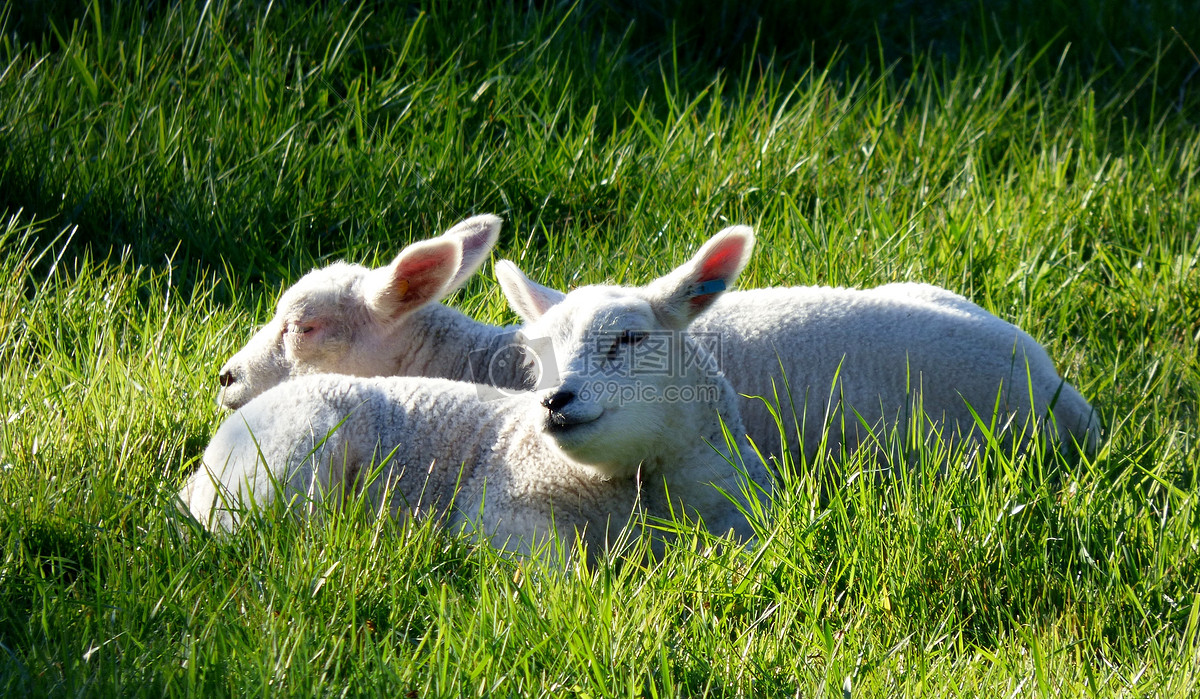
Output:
[[180, 227, 772, 561], [216, 214, 530, 410], [496, 229, 1100, 468]]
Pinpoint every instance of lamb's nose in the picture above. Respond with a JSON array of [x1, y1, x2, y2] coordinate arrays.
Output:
[[218, 369, 237, 387], [541, 390, 575, 412]]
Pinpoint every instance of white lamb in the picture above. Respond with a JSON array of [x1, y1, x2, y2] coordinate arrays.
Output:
[[217, 214, 529, 410], [496, 230, 1100, 467], [180, 228, 771, 561]]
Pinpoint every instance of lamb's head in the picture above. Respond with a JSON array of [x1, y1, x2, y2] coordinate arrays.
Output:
[[217, 214, 501, 409], [496, 226, 754, 478]]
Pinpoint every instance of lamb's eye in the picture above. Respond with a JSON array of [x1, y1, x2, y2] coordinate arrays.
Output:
[[619, 330, 648, 347], [286, 323, 314, 335], [606, 330, 647, 360]]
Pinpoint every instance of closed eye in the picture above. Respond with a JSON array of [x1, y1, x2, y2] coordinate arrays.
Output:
[[285, 322, 314, 335], [620, 330, 648, 346], [606, 330, 647, 360]]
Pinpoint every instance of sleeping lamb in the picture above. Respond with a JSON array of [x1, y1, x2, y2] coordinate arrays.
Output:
[[216, 214, 529, 410], [495, 232, 1100, 466], [180, 227, 771, 561]]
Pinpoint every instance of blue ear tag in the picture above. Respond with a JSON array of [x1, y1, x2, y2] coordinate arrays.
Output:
[[690, 279, 726, 297]]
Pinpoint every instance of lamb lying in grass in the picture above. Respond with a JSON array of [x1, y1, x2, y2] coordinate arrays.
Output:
[[496, 231, 1100, 466], [217, 214, 528, 410], [180, 227, 771, 560]]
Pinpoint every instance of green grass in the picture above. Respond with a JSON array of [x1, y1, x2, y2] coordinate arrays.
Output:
[[1, 0, 1199, 695]]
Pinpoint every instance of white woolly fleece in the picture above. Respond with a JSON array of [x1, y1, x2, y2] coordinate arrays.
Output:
[[187, 375, 638, 557], [689, 282, 1099, 464]]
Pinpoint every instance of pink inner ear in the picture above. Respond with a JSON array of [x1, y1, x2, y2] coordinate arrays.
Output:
[[396, 245, 458, 299], [399, 249, 453, 279], [372, 241, 460, 320]]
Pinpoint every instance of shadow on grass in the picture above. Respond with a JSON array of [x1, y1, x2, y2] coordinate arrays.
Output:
[[1, 0, 1196, 282]]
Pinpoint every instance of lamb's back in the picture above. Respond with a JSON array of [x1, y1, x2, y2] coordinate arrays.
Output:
[[186, 375, 518, 529], [692, 284, 1092, 458], [186, 374, 637, 556]]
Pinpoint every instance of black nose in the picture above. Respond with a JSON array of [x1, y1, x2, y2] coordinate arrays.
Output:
[[541, 390, 575, 412], [218, 369, 237, 387]]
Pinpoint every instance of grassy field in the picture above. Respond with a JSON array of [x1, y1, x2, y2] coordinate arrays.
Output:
[[2, 0, 1199, 695]]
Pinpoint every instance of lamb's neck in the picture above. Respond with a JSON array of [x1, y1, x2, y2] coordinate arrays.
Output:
[[699, 370, 749, 454], [644, 371, 748, 477], [646, 425, 745, 481], [636, 375, 758, 538], [390, 304, 529, 389]]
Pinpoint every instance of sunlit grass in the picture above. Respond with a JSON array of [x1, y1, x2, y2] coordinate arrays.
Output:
[[1, 0, 1198, 695]]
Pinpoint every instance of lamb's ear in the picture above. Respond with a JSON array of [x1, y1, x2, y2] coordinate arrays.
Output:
[[495, 260, 566, 322], [442, 214, 502, 293], [647, 225, 755, 329], [363, 238, 462, 320]]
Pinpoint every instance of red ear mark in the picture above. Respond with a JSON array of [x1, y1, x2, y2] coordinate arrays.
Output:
[[392, 242, 459, 304], [687, 235, 748, 311], [697, 240, 746, 283]]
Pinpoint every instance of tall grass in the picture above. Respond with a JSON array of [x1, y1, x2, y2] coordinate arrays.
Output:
[[1, 1, 1198, 695]]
